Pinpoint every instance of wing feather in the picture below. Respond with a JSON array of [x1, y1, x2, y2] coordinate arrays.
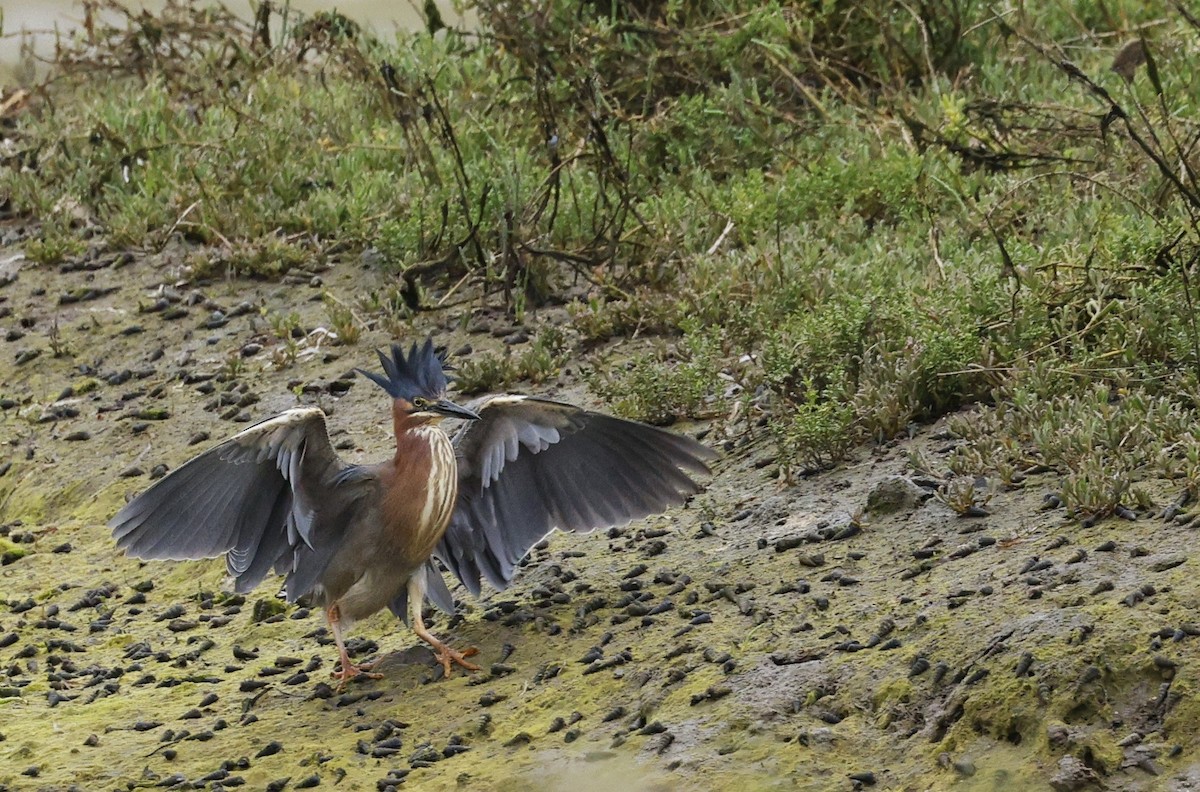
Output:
[[110, 408, 343, 594], [437, 395, 716, 596]]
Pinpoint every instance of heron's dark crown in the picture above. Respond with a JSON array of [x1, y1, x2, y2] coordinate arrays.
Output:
[[357, 338, 449, 401]]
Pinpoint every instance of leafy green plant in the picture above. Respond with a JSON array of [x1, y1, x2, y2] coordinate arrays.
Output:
[[8, 0, 1200, 515], [323, 294, 363, 346], [455, 328, 569, 396], [770, 388, 858, 475], [587, 326, 723, 426], [935, 476, 992, 517]]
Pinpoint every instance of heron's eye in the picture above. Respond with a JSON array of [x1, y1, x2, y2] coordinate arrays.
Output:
[[411, 397, 429, 410]]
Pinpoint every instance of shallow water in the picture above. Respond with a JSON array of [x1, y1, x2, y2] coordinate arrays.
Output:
[[0, 0, 472, 84]]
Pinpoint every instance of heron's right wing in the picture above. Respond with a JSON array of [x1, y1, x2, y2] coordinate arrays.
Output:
[[109, 408, 344, 593]]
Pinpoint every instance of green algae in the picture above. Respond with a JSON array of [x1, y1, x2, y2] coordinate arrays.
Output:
[[70, 377, 102, 396], [2, 243, 1200, 791], [0, 537, 27, 565], [251, 597, 289, 623]]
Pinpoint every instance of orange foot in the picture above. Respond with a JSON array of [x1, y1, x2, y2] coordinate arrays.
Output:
[[432, 644, 480, 679], [332, 660, 383, 690]]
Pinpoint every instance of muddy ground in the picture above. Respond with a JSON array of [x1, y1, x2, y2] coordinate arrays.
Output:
[[1, 230, 1199, 791]]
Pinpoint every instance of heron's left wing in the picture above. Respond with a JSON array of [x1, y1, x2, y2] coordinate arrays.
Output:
[[435, 395, 716, 596]]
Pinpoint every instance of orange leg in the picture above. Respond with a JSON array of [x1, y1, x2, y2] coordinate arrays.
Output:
[[326, 603, 382, 689], [407, 577, 479, 678], [411, 612, 480, 678]]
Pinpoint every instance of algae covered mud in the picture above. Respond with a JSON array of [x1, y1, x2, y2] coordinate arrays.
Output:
[[0, 239, 1196, 789], [4, 0, 1200, 788]]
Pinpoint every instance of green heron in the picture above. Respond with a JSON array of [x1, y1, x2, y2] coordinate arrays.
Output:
[[110, 339, 715, 684]]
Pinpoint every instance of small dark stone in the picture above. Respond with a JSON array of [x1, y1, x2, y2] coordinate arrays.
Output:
[[477, 691, 506, 710], [601, 707, 626, 723], [232, 645, 259, 661], [255, 740, 284, 758], [774, 537, 804, 553]]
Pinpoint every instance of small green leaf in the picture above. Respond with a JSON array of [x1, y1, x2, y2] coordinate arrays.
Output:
[[1141, 37, 1164, 98]]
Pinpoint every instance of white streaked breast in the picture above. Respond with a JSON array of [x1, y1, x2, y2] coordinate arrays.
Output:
[[414, 427, 459, 546]]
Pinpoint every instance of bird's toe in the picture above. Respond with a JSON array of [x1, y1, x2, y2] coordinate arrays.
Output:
[[434, 644, 481, 678], [332, 662, 384, 690]]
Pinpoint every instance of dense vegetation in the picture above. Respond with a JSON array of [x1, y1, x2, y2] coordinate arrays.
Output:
[[4, 0, 1200, 520]]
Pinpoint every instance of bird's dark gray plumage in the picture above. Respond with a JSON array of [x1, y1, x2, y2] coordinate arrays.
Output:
[[438, 394, 716, 596], [110, 340, 715, 683]]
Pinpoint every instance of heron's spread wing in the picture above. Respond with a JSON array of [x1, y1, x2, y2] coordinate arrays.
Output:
[[435, 395, 717, 596], [109, 408, 344, 593]]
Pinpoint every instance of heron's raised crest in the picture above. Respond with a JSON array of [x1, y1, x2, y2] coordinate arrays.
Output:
[[356, 338, 450, 401]]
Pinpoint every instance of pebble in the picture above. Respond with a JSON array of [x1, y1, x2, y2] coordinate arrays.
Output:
[[1049, 756, 1100, 790], [866, 476, 928, 514], [1149, 556, 1186, 572], [952, 757, 976, 776], [255, 740, 283, 758]]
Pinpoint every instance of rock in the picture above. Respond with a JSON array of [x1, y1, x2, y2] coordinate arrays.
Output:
[[1049, 757, 1101, 791], [0, 252, 24, 286], [252, 598, 288, 623], [360, 247, 383, 268], [798, 727, 836, 747], [1148, 555, 1186, 572], [866, 476, 928, 515]]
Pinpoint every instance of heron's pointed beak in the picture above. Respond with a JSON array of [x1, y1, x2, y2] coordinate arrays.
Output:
[[433, 398, 480, 421]]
